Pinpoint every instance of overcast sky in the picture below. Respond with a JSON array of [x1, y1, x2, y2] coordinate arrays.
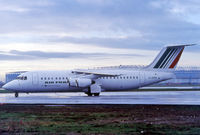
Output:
[[0, 0, 200, 80]]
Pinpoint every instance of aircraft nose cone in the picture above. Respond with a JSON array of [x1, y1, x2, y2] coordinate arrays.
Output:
[[2, 83, 11, 90], [2, 80, 20, 91], [2, 83, 15, 91]]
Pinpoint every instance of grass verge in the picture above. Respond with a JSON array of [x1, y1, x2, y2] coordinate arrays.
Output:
[[0, 105, 200, 134]]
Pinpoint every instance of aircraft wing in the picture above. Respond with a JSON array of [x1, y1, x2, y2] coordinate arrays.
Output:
[[72, 70, 122, 77]]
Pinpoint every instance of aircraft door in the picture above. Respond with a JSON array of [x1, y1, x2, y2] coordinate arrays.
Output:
[[32, 73, 39, 85]]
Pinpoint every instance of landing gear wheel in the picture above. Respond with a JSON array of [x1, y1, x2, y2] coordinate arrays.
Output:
[[15, 92, 18, 98], [87, 93, 93, 96], [94, 93, 100, 96]]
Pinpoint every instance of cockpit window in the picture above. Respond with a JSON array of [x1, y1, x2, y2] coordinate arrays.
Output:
[[16, 76, 27, 80]]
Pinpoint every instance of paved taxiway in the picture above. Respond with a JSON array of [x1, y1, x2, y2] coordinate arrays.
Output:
[[1, 91, 200, 105]]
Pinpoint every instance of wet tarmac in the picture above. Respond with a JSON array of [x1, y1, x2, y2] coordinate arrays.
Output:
[[0, 91, 200, 105]]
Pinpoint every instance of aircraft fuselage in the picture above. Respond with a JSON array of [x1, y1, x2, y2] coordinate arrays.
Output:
[[3, 69, 173, 93]]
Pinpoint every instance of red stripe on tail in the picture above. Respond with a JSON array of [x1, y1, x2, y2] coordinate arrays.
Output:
[[169, 48, 184, 68]]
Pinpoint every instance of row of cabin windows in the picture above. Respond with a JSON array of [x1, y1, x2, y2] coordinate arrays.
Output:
[[101, 76, 139, 79], [41, 77, 68, 80], [41, 76, 139, 81], [45, 81, 67, 84]]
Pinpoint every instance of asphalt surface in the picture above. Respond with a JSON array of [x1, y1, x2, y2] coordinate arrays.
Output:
[[1, 91, 200, 105]]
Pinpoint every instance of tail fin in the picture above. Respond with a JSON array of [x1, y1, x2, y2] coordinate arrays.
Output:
[[147, 44, 195, 69]]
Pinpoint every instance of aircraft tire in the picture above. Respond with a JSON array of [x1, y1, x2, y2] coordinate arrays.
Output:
[[94, 93, 100, 96], [15, 92, 18, 98], [87, 93, 93, 96]]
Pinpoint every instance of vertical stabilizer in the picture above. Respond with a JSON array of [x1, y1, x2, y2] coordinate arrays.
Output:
[[147, 44, 194, 69]]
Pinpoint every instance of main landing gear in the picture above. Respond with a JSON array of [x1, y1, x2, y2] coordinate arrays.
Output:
[[86, 92, 100, 96], [15, 92, 18, 98], [94, 93, 100, 96], [83, 83, 101, 97], [85, 83, 101, 97]]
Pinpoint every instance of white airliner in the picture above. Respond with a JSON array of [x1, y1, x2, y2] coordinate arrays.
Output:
[[3, 44, 194, 97]]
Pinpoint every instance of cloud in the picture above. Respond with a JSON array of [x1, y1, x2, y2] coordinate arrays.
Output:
[[75, 0, 109, 5], [0, 6, 29, 13], [150, 0, 200, 24], [0, 50, 144, 61], [0, 0, 198, 54], [0, 0, 199, 81]]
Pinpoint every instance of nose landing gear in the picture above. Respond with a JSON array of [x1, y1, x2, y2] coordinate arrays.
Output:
[[15, 92, 18, 98]]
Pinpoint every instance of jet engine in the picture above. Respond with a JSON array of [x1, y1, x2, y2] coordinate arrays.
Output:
[[68, 78, 92, 88]]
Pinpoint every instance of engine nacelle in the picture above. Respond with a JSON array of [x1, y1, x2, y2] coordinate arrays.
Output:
[[68, 78, 92, 88]]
